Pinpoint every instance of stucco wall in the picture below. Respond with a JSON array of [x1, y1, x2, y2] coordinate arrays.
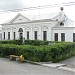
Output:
[[1, 21, 75, 42], [2, 21, 57, 41], [52, 27, 75, 42]]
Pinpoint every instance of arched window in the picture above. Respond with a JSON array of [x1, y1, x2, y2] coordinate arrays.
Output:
[[60, 22, 64, 26], [18, 28, 23, 32]]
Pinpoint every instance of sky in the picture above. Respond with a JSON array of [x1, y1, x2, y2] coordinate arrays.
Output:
[[0, 0, 75, 24]]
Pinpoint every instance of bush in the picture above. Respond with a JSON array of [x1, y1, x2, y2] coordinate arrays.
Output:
[[0, 40, 22, 45], [50, 42, 75, 62], [0, 44, 52, 61], [25, 40, 49, 46], [0, 42, 75, 62], [0, 40, 51, 46]]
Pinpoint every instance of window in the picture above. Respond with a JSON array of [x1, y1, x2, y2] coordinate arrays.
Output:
[[73, 33, 75, 42], [34, 31, 37, 40], [27, 31, 29, 40], [8, 32, 10, 40], [60, 22, 64, 26], [61, 33, 65, 41], [54, 33, 58, 41], [0, 33, 2, 39], [18, 28, 23, 32], [4, 32, 5, 39], [13, 32, 15, 40], [43, 31, 47, 41]]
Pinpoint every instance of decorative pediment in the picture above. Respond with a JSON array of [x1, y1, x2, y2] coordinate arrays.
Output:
[[42, 26, 48, 29], [9, 13, 30, 24], [2, 28, 6, 31], [7, 28, 11, 31], [33, 26, 39, 30], [12, 27, 16, 31], [42, 25, 48, 31], [25, 26, 31, 30]]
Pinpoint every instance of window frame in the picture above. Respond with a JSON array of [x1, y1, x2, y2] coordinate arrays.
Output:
[[8, 32, 10, 40], [34, 31, 37, 40], [61, 33, 65, 41], [27, 31, 29, 40], [3, 32, 5, 39], [60, 22, 64, 26], [43, 31, 47, 41], [54, 33, 58, 41], [73, 33, 75, 42], [13, 32, 16, 40]]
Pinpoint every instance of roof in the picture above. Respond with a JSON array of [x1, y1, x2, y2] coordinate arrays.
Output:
[[26, 12, 60, 20], [1, 11, 74, 26]]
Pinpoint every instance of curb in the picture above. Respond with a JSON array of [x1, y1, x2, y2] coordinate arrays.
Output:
[[58, 66, 75, 72], [41, 64, 75, 73], [24, 60, 41, 65], [24, 60, 75, 73]]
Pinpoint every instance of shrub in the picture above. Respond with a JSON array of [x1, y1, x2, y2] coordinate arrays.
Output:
[[0, 40, 22, 45], [0, 40, 50, 46], [25, 40, 49, 46], [0, 42, 75, 62]]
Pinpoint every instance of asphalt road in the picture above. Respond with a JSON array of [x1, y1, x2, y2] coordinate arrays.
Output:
[[0, 58, 74, 75], [60, 56, 75, 68]]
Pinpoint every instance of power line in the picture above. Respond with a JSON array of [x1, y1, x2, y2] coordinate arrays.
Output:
[[0, 1, 75, 13]]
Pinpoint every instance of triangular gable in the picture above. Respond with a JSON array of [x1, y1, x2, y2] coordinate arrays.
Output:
[[52, 12, 67, 22], [9, 13, 30, 24]]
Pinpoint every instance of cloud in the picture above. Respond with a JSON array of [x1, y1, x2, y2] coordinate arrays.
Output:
[[0, 0, 26, 10], [0, 0, 74, 23]]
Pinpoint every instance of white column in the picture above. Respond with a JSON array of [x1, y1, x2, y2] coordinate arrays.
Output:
[[10, 28, 13, 40], [6, 30, 8, 40], [16, 28, 19, 40], [1, 27, 3, 40], [48, 27, 51, 41], [38, 25, 42, 40], [31, 25, 33, 40]]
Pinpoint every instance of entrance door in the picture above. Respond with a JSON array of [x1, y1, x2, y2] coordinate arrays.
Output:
[[18, 28, 23, 40], [19, 33, 23, 40]]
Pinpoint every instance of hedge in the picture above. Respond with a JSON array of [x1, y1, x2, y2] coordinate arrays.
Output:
[[0, 42, 75, 62], [0, 44, 52, 62], [0, 40, 55, 46], [0, 40, 22, 45]]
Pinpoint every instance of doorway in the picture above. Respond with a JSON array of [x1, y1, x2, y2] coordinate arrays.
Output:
[[18, 28, 23, 40]]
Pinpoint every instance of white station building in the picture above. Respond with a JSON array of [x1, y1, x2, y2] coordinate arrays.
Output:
[[1, 7, 75, 42], [0, 25, 2, 40]]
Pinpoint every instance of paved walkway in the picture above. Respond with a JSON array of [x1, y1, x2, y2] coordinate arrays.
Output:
[[38, 56, 75, 72], [60, 56, 75, 68], [0, 58, 74, 75]]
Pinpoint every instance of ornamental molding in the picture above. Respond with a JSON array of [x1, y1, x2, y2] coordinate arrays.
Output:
[[25, 26, 31, 30], [12, 27, 16, 31], [2, 28, 6, 30], [7, 28, 11, 31], [33, 26, 39, 30], [42, 25, 48, 29]]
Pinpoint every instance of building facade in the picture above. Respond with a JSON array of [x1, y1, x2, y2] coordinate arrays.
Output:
[[1, 7, 75, 42], [0, 26, 2, 40]]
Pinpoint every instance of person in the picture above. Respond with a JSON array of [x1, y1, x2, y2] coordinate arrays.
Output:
[[20, 55, 24, 62], [23, 38, 25, 44]]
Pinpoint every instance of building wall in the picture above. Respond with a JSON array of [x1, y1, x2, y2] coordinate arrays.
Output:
[[0, 26, 2, 40], [1, 21, 75, 42], [52, 27, 75, 42], [2, 21, 57, 41]]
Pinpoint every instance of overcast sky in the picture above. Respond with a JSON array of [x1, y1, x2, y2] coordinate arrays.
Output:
[[0, 0, 75, 24]]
